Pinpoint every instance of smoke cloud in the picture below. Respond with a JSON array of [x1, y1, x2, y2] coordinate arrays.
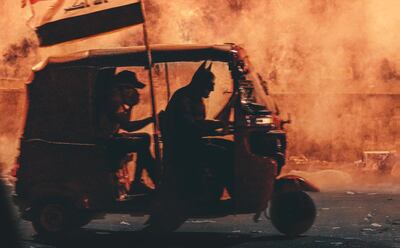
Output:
[[0, 0, 399, 187]]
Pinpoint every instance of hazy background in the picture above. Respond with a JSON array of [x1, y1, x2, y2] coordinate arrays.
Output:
[[0, 0, 399, 189]]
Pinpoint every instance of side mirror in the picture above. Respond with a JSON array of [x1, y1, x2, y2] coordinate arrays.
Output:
[[281, 113, 291, 128]]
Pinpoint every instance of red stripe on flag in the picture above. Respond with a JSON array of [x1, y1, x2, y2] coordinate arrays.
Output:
[[30, 0, 41, 4]]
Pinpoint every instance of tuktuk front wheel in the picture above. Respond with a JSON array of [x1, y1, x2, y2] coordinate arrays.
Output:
[[270, 191, 316, 236], [32, 199, 75, 237]]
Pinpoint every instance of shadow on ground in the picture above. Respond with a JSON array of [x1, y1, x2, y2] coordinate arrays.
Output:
[[28, 229, 391, 248], [31, 230, 282, 248]]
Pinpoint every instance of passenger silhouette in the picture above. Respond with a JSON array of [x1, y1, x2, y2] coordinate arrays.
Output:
[[107, 70, 160, 194]]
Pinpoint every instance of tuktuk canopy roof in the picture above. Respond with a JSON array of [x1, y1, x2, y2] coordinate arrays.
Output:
[[33, 44, 237, 71]]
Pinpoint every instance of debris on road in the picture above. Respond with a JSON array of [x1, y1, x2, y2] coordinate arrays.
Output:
[[343, 237, 359, 240], [186, 220, 216, 224], [362, 228, 375, 232], [371, 223, 382, 228], [120, 221, 131, 226]]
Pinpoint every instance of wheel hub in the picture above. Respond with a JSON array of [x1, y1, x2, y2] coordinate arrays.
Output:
[[40, 204, 65, 232]]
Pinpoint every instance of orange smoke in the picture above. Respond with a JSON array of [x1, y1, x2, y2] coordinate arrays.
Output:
[[0, 0, 399, 182]]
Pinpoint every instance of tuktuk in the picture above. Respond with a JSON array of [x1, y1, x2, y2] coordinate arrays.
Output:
[[14, 44, 319, 237]]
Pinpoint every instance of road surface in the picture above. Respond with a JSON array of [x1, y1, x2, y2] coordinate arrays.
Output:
[[18, 191, 400, 248]]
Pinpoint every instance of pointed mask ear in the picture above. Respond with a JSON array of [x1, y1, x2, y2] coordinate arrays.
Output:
[[199, 61, 207, 70], [206, 62, 213, 71]]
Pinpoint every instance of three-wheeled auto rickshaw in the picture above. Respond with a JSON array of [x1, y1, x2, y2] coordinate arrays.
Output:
[[14, 44, 319, 237]]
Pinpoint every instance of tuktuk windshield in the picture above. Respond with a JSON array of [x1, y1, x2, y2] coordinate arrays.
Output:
[[239, 60, 278, 115]]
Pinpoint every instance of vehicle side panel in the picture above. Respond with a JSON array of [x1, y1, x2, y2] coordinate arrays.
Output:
[[234, 128, 277, 213], [24, 66, 98, 143], [16, 140, 116, 209]]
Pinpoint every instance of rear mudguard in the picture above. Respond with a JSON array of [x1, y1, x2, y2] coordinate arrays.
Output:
[[274, 175, 319, 194]]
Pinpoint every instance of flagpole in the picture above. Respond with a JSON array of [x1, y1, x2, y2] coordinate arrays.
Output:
[[140, 1, 161, 167], [165, 63, 171, 100]]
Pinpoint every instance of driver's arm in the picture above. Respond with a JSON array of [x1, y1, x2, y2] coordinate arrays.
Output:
[[114, 111, 153, 132], [180, 97, 226, 136]]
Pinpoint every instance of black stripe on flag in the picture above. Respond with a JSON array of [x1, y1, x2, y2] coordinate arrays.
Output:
[[36, 2, 144, 46]]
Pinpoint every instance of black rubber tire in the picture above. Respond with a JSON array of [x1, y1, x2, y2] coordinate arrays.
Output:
[[31, 198, 75, 237], [270, 191, 316, 236]]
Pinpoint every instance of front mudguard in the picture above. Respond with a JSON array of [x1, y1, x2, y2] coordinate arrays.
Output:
[[274, 175, 319, 194]]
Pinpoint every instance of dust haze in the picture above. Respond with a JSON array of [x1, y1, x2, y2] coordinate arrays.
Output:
[[0, 0, 399, 191]]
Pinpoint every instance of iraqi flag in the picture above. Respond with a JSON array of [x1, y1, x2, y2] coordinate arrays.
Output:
[[22, 0, 144, 46]]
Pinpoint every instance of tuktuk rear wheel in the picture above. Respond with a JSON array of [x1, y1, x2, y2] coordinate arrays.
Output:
[[270, 191, 316, 236], [32, 199, 75, 237]]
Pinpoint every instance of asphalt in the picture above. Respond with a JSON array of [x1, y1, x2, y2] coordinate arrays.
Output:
[[18, 191, 400, 248]]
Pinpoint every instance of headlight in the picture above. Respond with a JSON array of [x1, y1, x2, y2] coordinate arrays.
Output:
[[245, 115, 274, 127], [255, 116, 273, 125]]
